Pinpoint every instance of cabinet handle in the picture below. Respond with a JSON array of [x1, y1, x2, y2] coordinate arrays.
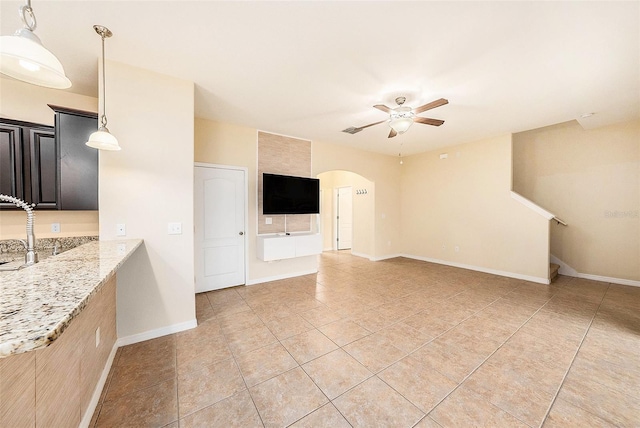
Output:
[[239, 231, 244, 236]]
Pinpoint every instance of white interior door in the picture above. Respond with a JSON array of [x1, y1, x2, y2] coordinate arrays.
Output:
[[337, 186, 353, 250], [194, 166, 245, 292]]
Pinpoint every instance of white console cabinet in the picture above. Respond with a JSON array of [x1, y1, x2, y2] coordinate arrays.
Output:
[[257, 233, 322, 261]]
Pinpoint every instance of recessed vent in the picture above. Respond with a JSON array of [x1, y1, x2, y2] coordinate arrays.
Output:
[[342, 127, 362, 134]]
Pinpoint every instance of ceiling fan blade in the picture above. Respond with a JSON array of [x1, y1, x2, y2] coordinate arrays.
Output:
[[374, 104, 392, 113], [413, 98, 448, 114], [414, 117, 445, 126], [358, 120, 386, 130], [388, 129, 398, 138]]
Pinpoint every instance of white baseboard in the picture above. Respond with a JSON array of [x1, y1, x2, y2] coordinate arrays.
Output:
[[370, 253, 403, 262], [116, 319, 198, 347], [575, 273, 640, 288], [401, 253, 550, 285], [79, 341, 119, 428], [550, 254, 639, 287], [350, 251, 374, 260], [245, 268, 318, 285]]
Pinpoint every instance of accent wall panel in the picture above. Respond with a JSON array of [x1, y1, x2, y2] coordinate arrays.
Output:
[[258, 131, 312, 234]]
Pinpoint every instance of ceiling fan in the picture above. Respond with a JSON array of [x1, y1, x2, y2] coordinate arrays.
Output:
[[343, 96, 448, 138]]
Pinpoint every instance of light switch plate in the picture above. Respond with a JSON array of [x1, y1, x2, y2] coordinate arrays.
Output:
[[265, 218, 272, 225], [116, 224, 126, 236], [168, 222, 182, 235], [51, 223, 60, 233]]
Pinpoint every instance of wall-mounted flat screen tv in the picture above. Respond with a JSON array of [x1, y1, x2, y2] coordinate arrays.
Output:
[[263, 173, 320, 215]]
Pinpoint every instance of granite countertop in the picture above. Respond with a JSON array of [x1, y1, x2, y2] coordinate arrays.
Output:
[[0, 239, 143, 357]]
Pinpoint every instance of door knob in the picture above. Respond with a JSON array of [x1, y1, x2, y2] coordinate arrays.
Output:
[[239, 231, 244, 236]]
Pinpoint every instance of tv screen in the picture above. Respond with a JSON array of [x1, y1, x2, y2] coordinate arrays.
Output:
[[263, 173, 320, 215]]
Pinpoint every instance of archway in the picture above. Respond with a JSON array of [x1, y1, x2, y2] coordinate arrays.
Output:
[[317, 170, 375, 258]]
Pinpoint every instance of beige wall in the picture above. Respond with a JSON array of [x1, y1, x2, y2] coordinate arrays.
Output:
[[318, 170, 375, 257], [0, 78, 99, 239], [99, 61, 195, 338], [312, 140, 402, 259], [0, 77, 97, 126], [513, 119, 640, 281], [401, 134, 550, 282], [0, 211, 98, 240], [195, 118, 318, 283]]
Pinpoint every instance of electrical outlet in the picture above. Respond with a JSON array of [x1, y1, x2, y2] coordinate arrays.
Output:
[[95, 327, 100, 347], [51, 223, 60, 233], [265, 217, 272, 225], [168, 222, 182, 235], [116, 223, 126, 236], [455, 246, 460, 252]]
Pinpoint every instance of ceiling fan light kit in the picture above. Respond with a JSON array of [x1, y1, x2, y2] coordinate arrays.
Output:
[[0, 0, 71, 89], [344, 96, 448, 138]]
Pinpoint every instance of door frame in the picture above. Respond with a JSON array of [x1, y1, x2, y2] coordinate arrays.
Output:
[[194, 162, 249, 288], [334, 185, 353, 251]]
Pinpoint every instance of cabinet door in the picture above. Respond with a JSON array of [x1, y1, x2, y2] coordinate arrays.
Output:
[[29, 128, 58, 209], [0, 124, 25, 208], [55, 111, 98, 210]]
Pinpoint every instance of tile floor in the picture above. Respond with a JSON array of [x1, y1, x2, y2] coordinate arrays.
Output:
[[91, 251, 640, 427]]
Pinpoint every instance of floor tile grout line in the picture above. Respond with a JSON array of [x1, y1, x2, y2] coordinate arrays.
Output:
[[537, 282, 612, 428], [194, 261, 626, 427], [367, 287, 553, 427], [173, 334, 179, 425], [409, 281, 567, 428], [221, 319, 268, 428]]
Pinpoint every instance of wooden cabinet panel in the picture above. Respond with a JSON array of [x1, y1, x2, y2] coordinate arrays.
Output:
[[35, 317, 82, 428], [51, 106, 99, 211], [0, 119, 55, 209], [1, 109, 98, 210], [1, 274, 117, 427], [29, 128, 57, 209], [0, 124, 24, 208], [0, 351, 36, 427], [80, 276, 117, 417]]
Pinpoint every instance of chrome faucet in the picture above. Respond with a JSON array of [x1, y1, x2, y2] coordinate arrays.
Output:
[[0, 194, 38, 267], [52, 239, 61, 256]]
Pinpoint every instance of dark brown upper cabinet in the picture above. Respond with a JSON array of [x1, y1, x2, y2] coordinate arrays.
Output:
[[0, 123, 25, 207], [49, 105, 99, 211], [0, 119, 54, 209], [0, 106, 98, 211]]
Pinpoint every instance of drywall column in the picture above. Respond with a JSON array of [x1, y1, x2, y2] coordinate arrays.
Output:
[[99, 61, 196, 340]]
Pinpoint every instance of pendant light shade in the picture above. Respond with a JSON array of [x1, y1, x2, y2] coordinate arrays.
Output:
[[86, 126, 121, 151], [86, 25, 120, 151], [0, 2, 71, 89]]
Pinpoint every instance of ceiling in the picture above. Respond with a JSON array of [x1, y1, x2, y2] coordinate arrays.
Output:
[[1, 1, 638, 156]]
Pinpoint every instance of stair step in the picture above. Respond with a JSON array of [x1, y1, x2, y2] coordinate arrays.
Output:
[[550, 263, 560, 281]]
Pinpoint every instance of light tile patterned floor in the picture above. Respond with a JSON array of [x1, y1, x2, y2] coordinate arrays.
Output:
[[91, 251, 640, 427]]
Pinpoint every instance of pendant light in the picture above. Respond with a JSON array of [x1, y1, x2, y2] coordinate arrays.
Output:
[[0, 0, 71, 89], [86, 25, 120, 151]]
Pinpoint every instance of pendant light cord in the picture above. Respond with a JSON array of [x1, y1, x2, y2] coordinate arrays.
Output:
[[19, 0, 37, 31], [100, 33, 108, 128]]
